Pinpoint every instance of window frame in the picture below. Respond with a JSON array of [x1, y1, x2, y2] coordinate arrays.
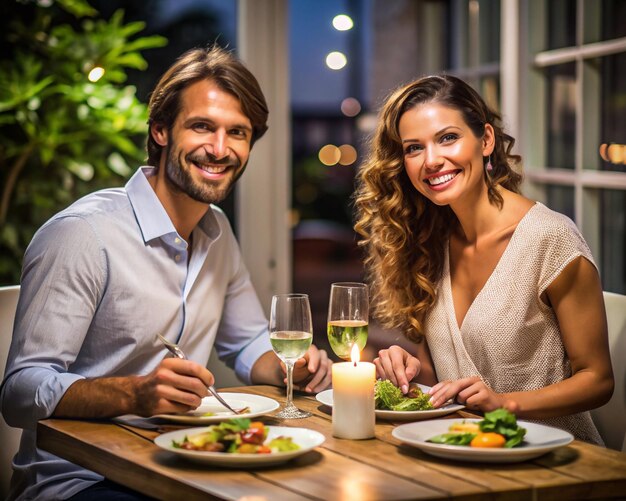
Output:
[[519, 0, 626, 266]]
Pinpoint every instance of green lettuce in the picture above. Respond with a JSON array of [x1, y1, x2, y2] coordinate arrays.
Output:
[[479, 409, 526, 448], [427, 432, 476, 446], [374, 380, 434, 411]]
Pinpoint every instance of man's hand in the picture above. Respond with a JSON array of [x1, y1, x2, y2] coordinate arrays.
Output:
[[53, 357, 215, 419], [291, 344, 332, 393], [134, 357, 215, 416]]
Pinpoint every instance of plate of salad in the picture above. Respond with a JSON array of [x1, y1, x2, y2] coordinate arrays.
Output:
[[316, 380, 464, 421], [154, 418, 325, 467], [392, 408, 573, 463]]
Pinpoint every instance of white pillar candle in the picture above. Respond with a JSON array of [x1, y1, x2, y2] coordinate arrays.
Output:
[[332, 346, 375, 439]]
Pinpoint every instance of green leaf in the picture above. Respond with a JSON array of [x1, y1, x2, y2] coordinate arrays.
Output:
[[105, 135, 143, 157], [374, 379, 404, 409], [56, 0, 98, 18], [67, 161, 95, 181], [121, 35, 168, 53], [107, 152, 132, 177], [0, 75, 55, 113], [479, 408, 527, 447], [427, 433, 476, 446]]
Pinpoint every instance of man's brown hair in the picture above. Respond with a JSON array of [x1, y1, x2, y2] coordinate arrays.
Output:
[[147, 45, 269, 166]]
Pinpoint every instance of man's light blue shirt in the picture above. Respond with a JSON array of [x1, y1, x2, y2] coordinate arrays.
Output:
[[0, 167, 272, 500]]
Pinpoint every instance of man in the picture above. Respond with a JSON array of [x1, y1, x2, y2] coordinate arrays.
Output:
[[0, 46, 332, 500]]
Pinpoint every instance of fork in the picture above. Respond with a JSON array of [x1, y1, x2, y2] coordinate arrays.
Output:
[[156, 333, 244, 415]]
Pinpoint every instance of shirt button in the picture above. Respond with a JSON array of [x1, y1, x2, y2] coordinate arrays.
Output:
[[175, 254, 181, 262], [174, 238, 181, 244]]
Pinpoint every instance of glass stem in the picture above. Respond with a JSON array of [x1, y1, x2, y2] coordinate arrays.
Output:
[[285, 361, 294, 407]]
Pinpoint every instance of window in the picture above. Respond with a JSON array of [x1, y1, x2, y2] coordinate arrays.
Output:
[[525, 0, 626, 293], [448, 0, 501, 110]]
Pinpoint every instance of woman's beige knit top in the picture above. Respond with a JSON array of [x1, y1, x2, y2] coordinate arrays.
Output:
[[424, 202, 603, 444]]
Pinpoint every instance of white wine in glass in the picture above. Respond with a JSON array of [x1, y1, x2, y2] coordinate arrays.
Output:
[[269, 293, 313, 419], [327, 282, 369, 360]]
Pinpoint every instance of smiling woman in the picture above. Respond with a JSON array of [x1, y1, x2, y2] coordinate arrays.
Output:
[[355, 74, 523, 342], [399, 103, 495, 205], [354, 74, 613, 445]]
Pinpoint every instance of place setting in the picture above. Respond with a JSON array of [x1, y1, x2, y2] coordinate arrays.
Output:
[[391, 411, 575, 463], [154, 421, 326, 467], [317, 282, 464, 423], [154, 292, 326, 467], [314, 282, 575, 464]]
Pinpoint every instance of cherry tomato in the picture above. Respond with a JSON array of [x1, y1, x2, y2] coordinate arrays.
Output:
[[241, 422, 266, 445], [256, 445, 272, 454], [470, 432, 506, 448]]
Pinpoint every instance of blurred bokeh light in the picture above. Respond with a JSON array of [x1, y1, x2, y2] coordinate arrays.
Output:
[[326, 51, 347, 70], [338, 144, 357, 165], [332, 14, 353, 31], [340, 97, 361, 117], [319, 144, 341, 165], [87, 66, 105, 82]]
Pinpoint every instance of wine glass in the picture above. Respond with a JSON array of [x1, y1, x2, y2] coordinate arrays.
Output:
[[269, 293, 313, 419], [327, 282, 369, 360]]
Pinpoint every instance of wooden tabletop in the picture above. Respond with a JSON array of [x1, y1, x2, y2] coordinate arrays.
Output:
[[37, 385, 626, 500]]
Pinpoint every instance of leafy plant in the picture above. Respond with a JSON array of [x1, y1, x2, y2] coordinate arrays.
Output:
[[0, 0, 166, 284]]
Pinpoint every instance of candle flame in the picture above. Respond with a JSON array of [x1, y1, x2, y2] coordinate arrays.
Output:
[[350, 344, 360, 365]]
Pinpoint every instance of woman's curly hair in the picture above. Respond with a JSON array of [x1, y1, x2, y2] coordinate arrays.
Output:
[[354, 75, 522, 343]]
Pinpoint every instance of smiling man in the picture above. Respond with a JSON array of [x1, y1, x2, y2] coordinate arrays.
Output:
[[0, 46, 332, 501]]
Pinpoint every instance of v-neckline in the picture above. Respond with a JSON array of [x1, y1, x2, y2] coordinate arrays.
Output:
[[446, 202, 539, 331]]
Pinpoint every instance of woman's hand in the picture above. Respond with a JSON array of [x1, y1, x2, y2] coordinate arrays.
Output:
[[429, 376, 519, 413], [291, 345, 332, 393], [373, 345, 420, 394]]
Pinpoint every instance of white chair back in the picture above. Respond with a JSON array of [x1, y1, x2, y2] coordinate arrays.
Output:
[[591, 291, 626, 452], [0, 285, 21, 498]]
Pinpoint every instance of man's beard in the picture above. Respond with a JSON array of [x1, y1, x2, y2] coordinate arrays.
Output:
[[163, 144, 243, 204]]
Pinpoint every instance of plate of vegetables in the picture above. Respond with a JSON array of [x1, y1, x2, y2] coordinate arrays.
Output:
[[154, 418, 325, 467], [392, 409, 573, 463], [316, 380, 464, 421]]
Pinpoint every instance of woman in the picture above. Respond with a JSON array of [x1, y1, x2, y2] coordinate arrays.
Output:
[[354, 75, 613, 443]]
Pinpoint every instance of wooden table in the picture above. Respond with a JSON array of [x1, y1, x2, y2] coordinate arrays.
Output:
[[37, 385, 626, 500]]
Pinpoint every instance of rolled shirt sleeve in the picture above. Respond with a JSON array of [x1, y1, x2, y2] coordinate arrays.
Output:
[[1, 216, 104, 429]]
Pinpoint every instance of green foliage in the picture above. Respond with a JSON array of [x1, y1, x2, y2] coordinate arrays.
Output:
[[0, 0, 167, 285]]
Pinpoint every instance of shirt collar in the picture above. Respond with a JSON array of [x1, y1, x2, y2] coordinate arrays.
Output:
[[126, 167, 220, 243]]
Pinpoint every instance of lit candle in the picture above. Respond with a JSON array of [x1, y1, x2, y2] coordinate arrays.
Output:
[[332, 344, 376, 439]]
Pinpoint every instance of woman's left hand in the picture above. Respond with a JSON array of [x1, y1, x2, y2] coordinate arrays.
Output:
[[428, 376, 519, 413]]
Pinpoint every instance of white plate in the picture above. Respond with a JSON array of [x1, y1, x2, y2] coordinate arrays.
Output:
[[154, 393, 279, 424], [315, 386, 464, 421], [392, 418, 574, 463], [154, 425, 325, 467]]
